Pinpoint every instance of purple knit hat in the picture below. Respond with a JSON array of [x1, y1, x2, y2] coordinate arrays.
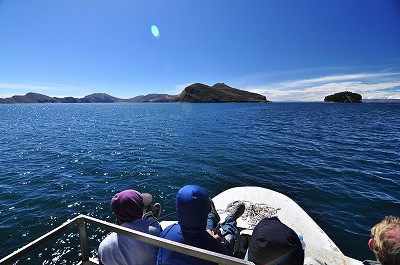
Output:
[[110, 190, 151, 223]]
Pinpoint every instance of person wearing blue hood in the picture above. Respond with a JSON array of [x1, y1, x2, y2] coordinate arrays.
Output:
[[157, 185, 229, 265]]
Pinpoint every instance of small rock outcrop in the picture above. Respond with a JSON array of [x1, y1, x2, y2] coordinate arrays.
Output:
[[324, 91, 362, 103], [176, 83, 268, 103]]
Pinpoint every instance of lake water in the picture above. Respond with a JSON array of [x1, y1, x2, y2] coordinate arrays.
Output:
[[0, 102, 399, 264]]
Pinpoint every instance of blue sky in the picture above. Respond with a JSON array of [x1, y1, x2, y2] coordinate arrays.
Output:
[[1, 0, 399, 101]]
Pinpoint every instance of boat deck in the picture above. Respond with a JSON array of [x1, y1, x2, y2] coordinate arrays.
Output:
[[213, 187, 361, 265]]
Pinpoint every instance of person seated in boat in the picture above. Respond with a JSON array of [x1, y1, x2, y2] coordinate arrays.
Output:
[[244, 216, 304, 265], [207, 198, 246, 255], [156, 185, 229, 265], [364, 215, 400, 265], [98, 189, 162, 265]]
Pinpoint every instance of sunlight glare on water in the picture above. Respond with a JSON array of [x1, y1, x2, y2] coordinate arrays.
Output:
[[0, 103, 399, 263]]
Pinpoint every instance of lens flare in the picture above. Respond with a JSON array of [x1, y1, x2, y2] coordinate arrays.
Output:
[[151, 25, 160, 39]]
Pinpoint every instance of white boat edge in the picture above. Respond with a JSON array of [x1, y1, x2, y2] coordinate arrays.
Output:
[[161, 186, 362, 265]]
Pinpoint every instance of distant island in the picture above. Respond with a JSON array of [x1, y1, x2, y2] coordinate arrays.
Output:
[[324, 91, 362, 103], [0, 83, 269, 104], [176, 83, 268, 103]]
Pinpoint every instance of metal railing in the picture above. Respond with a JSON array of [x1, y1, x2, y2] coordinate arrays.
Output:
[[0, 214, 254, 265]]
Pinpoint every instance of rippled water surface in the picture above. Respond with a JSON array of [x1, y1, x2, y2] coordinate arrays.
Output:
[[0, 103, 399, 263]]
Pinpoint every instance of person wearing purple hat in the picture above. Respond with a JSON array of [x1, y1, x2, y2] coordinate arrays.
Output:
[[98, 189, 162, 265]]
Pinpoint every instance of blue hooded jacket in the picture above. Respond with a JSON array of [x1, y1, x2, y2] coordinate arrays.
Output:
[[157, 185, 228, 265]]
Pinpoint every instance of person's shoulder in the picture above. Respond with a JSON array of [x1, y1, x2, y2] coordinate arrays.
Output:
[[123, 219, 161, 235], [98, 232, 118, 251], [160, 223, 182, 240], [137, 218, 161, 228], [161, 223, 180, 232], [144, 219, 162, 235]]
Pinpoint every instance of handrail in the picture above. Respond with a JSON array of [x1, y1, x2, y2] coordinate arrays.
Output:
[[0, 214, 254, 265], [0, 216, 79, 264]]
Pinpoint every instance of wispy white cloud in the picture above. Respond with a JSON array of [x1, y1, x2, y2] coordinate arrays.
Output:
[[0, 82, 89, 98], [245, 72, 400, 101], [169, 82, 192, 95], [279, 73, 397, 88], [0, 83, 62, 91], [174, 82, 192, 90]]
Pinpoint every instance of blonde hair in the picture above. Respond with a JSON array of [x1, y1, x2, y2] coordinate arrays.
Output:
[[370, 216, 400, 265]]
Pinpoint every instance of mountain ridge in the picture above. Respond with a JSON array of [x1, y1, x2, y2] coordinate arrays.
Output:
[[0, 83, 268, 104]]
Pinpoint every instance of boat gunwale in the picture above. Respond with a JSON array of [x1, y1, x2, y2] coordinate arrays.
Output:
[[0, 214, 254, 265]]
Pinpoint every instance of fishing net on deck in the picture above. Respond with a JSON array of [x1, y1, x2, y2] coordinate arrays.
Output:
[[220, 200, 280, 229]]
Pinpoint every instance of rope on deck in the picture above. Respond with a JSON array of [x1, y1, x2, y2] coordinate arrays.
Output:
[[220, 200, 281, 229]]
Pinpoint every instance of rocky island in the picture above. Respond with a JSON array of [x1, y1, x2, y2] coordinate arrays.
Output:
[[324, 91, 362, 103], [0, 83, 268, 104], [176, 83, 268, 103]]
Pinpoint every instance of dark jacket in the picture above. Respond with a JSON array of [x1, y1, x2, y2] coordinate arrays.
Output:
[[247, 217, 304, 265], [157, 185, 228, 265]]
